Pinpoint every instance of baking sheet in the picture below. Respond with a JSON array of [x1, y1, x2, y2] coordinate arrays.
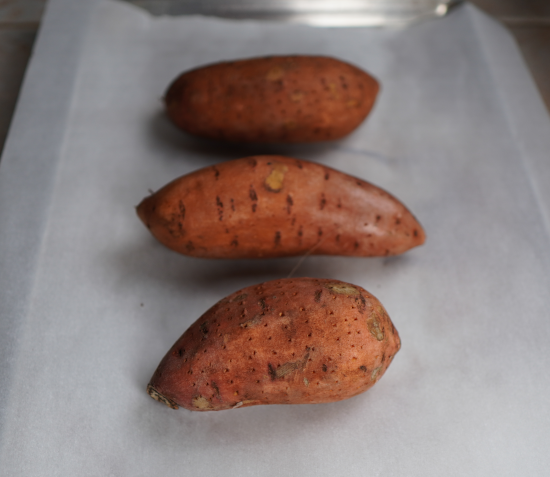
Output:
[[1, 1, 550, 475], [124, 0, 460, 27]]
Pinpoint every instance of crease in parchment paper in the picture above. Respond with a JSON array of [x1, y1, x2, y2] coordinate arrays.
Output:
[[469, 5, 550, 247]]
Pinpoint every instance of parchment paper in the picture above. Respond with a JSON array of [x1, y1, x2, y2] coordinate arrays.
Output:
[[1, 1, 550, 475]]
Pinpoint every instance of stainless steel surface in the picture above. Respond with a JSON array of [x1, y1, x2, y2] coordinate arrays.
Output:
[[129, 0, 462, 26]]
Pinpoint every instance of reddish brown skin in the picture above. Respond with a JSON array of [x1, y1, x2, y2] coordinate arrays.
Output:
[[147, 278, 401, 411], [164, 55, 379, 143], [136, 155, 426, 259]]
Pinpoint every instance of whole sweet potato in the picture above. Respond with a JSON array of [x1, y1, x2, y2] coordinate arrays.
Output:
[[164, 55, 379, 143], [147, 277, 400, 411], [136, 155, 425, 259]]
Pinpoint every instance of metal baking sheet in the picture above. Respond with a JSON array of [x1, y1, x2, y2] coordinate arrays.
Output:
[[1, 1, 550, 475], [125, 0, 461, 27]]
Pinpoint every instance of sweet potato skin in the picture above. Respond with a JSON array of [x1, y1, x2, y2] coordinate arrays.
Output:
[[136, 155, 425, 259], [164, 55, 379, 143], [147, 278, 400, 411]]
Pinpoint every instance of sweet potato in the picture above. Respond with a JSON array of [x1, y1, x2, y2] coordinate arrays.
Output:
[[147, 277, 400, 411], [164, 55, 379, 143], [136, 155, 425, 259]]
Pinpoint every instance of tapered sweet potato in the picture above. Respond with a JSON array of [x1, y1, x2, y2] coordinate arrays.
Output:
[[136, 155, 425, 259], [147, 277, 400, 411], [164, 55, 379, 143]]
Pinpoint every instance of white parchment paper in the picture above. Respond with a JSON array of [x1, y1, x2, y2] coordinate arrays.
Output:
[[1, 1, 550, 475]]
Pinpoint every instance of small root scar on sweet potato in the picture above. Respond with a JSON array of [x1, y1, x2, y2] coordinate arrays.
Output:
[[192, 396, 212, 410], [325, 283, 360, 296], [367, 318, 385, 341], [147, 384, 179, 409], [266, 66, 285, 81], [265, 163, 288, 192]]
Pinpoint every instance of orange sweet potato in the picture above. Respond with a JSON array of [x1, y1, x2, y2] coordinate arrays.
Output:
[[147, 277, 400, 411], [136, 155, 425, 259], [164, 55, 379, 143]]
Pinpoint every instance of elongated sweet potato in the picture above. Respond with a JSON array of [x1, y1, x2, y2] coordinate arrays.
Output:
[[136, 155, 425, 259], [164, 55, 379, 143], [147, 277, 400, 411]]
